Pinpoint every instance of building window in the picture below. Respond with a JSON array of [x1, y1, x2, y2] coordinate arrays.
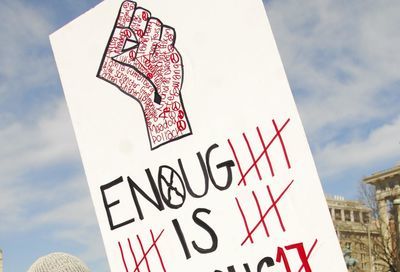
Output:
[[387, 199, 394, 217], [344, 210, 351, 221], [363, 212, 370, 223], [353, 211, 360, 222], [335, 209, 342, 221]]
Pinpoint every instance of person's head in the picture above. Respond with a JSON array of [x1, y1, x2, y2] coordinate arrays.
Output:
[[28, 252, 90, 272]]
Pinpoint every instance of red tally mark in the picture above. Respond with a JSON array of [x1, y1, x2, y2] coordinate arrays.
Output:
[[236, 179, 295, 246], [228, 118, 291, 187], [118, 229, 167, 272]]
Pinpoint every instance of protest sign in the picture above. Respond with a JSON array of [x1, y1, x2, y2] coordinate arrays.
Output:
[[50, 0, 347, 271]]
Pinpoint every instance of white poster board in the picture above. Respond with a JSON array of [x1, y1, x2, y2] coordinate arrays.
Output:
[[50, 0, 347, 271]]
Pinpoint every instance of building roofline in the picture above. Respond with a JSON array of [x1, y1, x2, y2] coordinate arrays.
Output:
[[362, 164, 400, 184]]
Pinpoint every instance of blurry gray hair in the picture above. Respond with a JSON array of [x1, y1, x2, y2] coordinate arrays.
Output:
[[27, 252, 90, 272]]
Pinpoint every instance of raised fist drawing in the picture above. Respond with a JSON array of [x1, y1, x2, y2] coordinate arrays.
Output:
[[97, 1, 192, 150]]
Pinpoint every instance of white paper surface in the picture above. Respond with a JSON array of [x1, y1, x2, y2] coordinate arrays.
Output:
[[50, 0, 347, 271]]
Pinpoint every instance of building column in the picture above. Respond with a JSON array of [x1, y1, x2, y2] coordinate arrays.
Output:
[[350, 210, 354, 222], [393, 198, 400, 272], [377, 196, 388, 224], [341, 209, 345, 221], [377, 196, 392, 253]]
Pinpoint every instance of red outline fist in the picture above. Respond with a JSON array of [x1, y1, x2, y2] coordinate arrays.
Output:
[[97, 1, 192, 150]]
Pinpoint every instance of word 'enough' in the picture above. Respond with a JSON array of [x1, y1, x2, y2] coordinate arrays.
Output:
[[100, 143, 235, 230]]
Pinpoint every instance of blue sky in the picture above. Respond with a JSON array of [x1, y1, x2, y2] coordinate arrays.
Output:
[[0, 0, 399, 271]]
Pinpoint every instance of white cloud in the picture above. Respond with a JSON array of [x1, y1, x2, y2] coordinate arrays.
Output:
[[0, 1, 56, 100], [0, 100, 79, 182], [315, 115, 400, 178], [29, 178, 107, 266], [4, 173, 107, 270], [264, 0, 400, 180], [0, 99, 74, 223], [0, 99, 107, 269], [0, 0, 107, 270], [0, 66, 85, 244]]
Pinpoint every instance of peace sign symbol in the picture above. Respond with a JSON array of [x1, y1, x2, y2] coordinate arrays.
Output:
[[158, 166, 186, 208]]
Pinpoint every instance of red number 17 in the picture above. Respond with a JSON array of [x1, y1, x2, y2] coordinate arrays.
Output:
[[276, 239, 318, 272]]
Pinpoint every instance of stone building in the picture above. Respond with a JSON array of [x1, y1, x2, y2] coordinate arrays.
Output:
[[363, 164, 400, 271], [0, 249, 3, 272], [326, 195, 382, 272]]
